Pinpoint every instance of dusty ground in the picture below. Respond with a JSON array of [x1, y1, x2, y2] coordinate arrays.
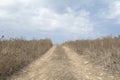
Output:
[[8, 46, 116, 80]]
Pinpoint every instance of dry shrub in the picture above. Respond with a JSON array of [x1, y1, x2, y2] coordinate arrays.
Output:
[[0, 39, 52, 79], [63, 36, 120, 76]]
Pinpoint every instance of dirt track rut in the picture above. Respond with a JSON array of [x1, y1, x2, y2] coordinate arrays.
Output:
[[9, 46, 115, 80]]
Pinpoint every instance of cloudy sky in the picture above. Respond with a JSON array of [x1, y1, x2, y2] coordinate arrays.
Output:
[[0, 0, 120, 43]]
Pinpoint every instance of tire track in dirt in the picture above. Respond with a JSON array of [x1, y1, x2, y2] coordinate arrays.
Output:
[[9, 46, 76, 80], [8, 46, 115, 80], [63, 46, 115, 80]]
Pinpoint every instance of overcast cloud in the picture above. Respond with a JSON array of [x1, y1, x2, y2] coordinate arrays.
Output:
[[0, 0, 120, 43]]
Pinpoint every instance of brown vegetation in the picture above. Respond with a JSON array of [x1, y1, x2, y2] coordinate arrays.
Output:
[[0, 39, 52, 79], [63, 36, 120, 77]]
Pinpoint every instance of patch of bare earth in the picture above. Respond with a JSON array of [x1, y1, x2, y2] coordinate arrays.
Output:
[[9, 46, 115, 80]]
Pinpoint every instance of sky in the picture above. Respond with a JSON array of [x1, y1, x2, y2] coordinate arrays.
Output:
[[0, 0, 120, 44]]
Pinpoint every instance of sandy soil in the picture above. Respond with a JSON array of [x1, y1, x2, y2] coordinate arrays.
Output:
[[8, 46, 115, 80]]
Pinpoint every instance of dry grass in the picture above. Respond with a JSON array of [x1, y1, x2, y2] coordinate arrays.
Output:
[[0, 38, 52, 79], [63, 36, 120, 77]]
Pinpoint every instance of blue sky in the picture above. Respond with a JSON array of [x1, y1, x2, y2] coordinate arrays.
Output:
[[0, 0, 120, 44]]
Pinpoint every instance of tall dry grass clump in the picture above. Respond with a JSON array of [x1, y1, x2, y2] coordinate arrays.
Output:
[[0, 38, 52, 79], [64, 36, 120, 76]]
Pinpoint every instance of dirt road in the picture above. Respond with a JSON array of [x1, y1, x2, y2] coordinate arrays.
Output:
[[9, 46, 115, 80]]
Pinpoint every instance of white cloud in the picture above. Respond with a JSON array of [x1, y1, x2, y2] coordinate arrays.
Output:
[[0, 9, 9, 18], [0, 0, 33, 6], [0, 9, 16, 19], [103, 0, 120, 23], [0, 0, 95, 40], [32, 7, 94, 36], [0, 0, 15, 6]]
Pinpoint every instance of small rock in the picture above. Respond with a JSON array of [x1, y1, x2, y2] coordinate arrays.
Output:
[[84, 61, 89, 64]]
